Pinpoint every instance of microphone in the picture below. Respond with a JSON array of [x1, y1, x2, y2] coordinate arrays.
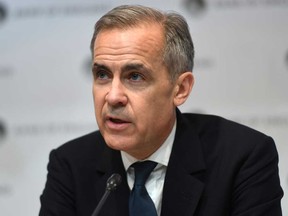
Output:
[[91, 173, 122, 216]]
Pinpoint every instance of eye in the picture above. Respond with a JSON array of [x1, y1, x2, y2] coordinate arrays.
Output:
[[129, 72, 143, 81], [94, 70, 110, 80]]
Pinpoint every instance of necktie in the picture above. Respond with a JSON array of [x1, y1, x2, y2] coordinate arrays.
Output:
[[129, 161, 158, 216]]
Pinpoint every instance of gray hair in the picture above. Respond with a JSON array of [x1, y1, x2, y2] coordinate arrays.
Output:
[[90, 5, 194, 81]]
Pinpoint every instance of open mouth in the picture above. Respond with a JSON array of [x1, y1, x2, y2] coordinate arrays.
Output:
[[109, 118, 128, 124], [105, 115, 130, 130]]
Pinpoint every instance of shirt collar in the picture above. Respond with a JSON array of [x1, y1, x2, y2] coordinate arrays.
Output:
[[121, 120, 176, 171]]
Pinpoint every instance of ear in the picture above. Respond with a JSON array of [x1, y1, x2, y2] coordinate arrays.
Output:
[[173, 72, 194, 106]]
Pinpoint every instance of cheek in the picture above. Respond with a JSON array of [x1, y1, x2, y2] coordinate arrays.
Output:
[[93, 89, 106, 119], [134, 93, 173, 126], [93, 85, 106, 105]]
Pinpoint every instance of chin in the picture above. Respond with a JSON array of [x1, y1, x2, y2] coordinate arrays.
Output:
[[105, 139, 130, 151]]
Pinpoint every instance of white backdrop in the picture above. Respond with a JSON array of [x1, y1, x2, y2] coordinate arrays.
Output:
[[0, 0, 287, 215]]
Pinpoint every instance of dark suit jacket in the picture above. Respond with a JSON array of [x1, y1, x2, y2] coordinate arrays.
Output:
[[39, 111, 283, 216]]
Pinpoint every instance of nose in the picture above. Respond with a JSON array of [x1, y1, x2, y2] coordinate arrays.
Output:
[[105, 79, 128, 107]]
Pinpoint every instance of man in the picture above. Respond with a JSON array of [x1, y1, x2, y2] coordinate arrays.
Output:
[[39, 5, 283, 216]]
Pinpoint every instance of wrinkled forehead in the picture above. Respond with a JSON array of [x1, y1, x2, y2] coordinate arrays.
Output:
[[97, 19, 164, 38], [94, 22, 165, 52]]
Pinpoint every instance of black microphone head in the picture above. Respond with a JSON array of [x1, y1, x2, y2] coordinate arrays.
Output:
[[106, 173, 122, 191]]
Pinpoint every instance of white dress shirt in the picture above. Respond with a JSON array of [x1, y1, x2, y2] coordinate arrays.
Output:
[[121, 121, 176, 216]]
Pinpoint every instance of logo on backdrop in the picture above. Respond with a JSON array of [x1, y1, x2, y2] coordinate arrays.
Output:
[[0, 66, 13, 78], [212, 0, 288, 8], [0, 119, 7, 144], [0, 2, 7, 25], [82, 56, 93, 80], [0, 184, 12, 196], [183, 0, 207, 16], [285, 49, 288, 71]]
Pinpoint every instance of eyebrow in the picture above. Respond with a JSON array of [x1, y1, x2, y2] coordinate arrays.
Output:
[[92, 63, 110, 72], [122, 63, 147, 72], [92, 62, 149, 73]]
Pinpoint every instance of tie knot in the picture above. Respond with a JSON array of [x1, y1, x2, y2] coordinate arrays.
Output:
[[132, 161, 157, 186]]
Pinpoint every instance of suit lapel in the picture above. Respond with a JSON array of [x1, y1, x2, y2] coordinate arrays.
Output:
[[161, 110, 206, 216], [91, 135, 130, 216]]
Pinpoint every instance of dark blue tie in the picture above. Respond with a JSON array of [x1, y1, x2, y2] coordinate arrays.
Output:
[[129, 161, 158, 216]]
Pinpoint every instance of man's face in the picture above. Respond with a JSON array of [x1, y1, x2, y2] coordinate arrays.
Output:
[[92, 24, 178, 159]]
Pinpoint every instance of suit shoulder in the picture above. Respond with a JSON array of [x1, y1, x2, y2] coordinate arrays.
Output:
[[181, 113, 274, 152], [54, 130, 105, 159], [181, 113, 278, 168], [183, 113, 268, 138]]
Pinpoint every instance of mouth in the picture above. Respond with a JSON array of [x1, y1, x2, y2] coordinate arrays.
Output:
[[109, 117, 128, 124], [105, 115, 131, 130]]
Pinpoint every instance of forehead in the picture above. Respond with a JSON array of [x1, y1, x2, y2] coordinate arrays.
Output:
[[93, 23, 165, 60]]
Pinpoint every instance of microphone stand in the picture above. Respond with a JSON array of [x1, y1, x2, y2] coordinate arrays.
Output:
[[91, 173, 122, 216]]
